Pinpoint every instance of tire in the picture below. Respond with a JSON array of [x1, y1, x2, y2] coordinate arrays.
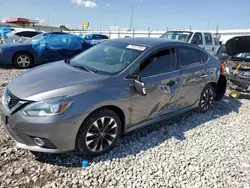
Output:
[[76, 109, 122, 157], [196, 84, 215, 113], [13, 52, 33, 69]]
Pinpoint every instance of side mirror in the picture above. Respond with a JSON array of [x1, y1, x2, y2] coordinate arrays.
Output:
[[134, 76, 147, 96]]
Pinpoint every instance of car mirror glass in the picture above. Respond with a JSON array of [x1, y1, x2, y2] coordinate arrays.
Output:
[[134, 76, 147, 96]]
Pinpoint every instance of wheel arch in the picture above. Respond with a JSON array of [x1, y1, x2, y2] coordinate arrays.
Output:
[[208, 74, 227, 101], [80, 105, 126, 136]]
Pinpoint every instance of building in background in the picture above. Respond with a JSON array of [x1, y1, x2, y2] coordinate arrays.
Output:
[[2, 18, 39, 27]]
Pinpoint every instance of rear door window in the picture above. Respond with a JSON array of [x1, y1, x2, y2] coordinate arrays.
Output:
[[178, 47, 204, 68], [204, 33, 213, 45]]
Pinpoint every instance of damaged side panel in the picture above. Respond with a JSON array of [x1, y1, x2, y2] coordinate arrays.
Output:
[[129, 70, 182, 127]]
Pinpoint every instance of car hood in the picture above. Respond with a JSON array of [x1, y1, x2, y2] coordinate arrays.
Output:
[[225, 36, 250, 56], [7, 61, 109, 101]]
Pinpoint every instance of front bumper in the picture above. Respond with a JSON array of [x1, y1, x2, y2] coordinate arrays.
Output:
[[0, 103, 84, 153]]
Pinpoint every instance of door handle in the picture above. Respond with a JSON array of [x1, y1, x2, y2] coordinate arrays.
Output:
[[212, 47, 214, 51], [167, 80, 176, 87]]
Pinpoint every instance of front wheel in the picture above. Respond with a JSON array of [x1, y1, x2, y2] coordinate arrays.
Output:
[[76, 109, 122, 157], [13, 52, 33, 69], [196, 84, 215, 113]]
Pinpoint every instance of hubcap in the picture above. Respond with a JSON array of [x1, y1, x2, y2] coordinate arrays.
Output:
[[17, 55, 30, 67], [85, 117, 118, 152], [201, 88, 214, 111]]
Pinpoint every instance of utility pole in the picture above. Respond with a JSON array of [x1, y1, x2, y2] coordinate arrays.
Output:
[[129, 6, 134, 31], [114, 18, 116, 31]]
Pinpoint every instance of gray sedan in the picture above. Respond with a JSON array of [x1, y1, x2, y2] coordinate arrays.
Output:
[[0, 37, 227, 157]]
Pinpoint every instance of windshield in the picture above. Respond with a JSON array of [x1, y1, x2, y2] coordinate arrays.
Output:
[[70, 41, 146, 75], [160, 31, 193, 42]]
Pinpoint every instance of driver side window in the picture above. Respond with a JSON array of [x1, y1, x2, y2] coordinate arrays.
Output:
[[139, 48, 176, 77], [192, 33, 203, 45]]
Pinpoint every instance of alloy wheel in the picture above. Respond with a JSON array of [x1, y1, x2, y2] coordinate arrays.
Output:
[[85, 116, 118, 152], [17, 55, 31, 68], [201, 88, 214, 111]]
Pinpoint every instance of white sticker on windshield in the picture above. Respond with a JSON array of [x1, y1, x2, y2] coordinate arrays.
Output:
[[126, 44, 146, 51], [183, 32, 190, 35]]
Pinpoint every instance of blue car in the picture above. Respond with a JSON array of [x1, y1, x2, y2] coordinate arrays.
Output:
[[83, 34, 109, 45], [0, 32, 93, 68]]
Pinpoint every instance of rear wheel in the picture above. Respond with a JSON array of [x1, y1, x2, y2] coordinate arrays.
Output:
[[196, 84, 215, 113], [13, 52, 33, 69], [76, 109, 121, 157]]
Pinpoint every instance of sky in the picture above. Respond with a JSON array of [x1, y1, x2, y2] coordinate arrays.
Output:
[[0, 0, 250, 31]]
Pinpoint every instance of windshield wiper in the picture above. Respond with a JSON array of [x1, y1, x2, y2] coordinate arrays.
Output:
[[73, 64, 97, 73], [64, 60, 97, 73]]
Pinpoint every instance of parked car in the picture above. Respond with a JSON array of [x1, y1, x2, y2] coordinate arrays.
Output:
[[220, 36, 250, 98], [83, 33, 109, 40], [0, 38, 227, 157], [0, 32, 93, 68], [160, 30, 220, 56], [1, 31, 43, 45], [83, 34, 109, 45]]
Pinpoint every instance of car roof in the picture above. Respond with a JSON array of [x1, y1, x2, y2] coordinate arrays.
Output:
[[111, 37, 191, 48], [167, 30, 213, 33], [44, 32, 68, 35]]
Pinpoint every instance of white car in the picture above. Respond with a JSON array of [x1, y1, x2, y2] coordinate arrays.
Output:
[[160, 30, 220, 56]]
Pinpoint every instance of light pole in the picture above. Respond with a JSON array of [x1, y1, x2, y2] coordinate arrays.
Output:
[[130, 6, 134, 31]]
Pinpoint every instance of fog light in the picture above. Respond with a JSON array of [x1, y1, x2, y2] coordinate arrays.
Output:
[[33, 138, 45, 147]]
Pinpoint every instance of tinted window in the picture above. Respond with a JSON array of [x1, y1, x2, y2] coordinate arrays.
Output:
[[199, 51, 209, 63], [191, 33, 203, 45], [204, 33, 213, 45], [102, 35, 109, 39], [139, 48, 176, 77], [85, 35, 92, 40], [178, 48, 203, 68], [15, 31, 39, 38], [93, 35, 101, 39]]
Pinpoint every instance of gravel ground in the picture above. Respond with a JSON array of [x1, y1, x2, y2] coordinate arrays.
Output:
[[1, 67, 250, 188]]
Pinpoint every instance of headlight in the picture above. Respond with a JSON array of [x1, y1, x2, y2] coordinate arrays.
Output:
[[22, 97, 72, 117], [0, 49, 3, 54]]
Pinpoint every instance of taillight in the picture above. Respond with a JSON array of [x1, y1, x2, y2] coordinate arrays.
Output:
[[220, 63, 225, 73]]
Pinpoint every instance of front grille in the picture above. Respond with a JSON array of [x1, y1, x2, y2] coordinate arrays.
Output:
[[6, 90, 21, 109]]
